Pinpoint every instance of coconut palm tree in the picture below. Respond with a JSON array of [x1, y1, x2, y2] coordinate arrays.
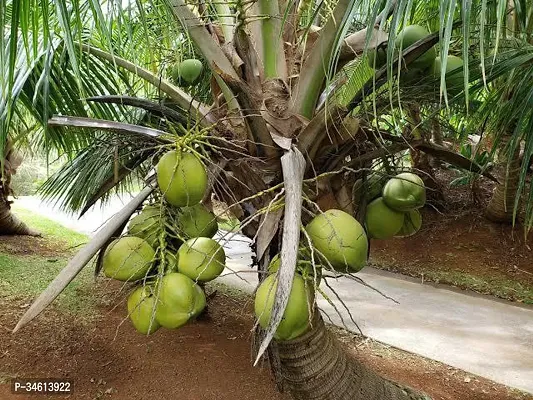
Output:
[[4, 0, 532, 399]]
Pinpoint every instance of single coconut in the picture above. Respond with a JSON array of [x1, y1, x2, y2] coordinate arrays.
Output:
[[102, 236, 155, 281], [365, 197, 405, 239], [305, 209, 368, 273], [268, 253, 321, 281], [127, 205, 162, 248], [353, 174, 384, 204], [177, 59, 203, 84], [191, 284, 207, 318], [433, 55, 464, 89], [127, 286, 160, 335], [395, 25, 436, 71], [177, 237, 226, 282], [177, 204, 218, 238], [396, 209, 422, 237], [254, 274, 314, 341], [367, 46, 388, 69], [382, 172, 426, 211], [155, 272, 196, 329], [156, 150, 208, 207]]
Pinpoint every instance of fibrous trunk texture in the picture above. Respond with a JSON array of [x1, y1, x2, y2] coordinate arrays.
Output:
[[485, 140, 521, 223], [275, 312, 431, 400], [410, 148, 444, 207], [0, 191, 37, 235], [0, 141, 38, 236], [406, 108, 443, 206]]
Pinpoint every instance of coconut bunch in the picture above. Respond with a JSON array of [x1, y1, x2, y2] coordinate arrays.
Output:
[[101, 148, 227, 335], [368, 25, 464, 91], [364, 172, 426, 240], [253, 172, 426, 342]]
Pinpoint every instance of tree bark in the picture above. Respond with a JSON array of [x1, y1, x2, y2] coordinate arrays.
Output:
[[0, 140, 38, 236], [406, 108, 444, 207], [275, 311, 431, 400], [485, 135, 521, 223]]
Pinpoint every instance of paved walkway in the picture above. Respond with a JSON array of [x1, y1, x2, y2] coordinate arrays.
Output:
[[13, 196, 533, 394]]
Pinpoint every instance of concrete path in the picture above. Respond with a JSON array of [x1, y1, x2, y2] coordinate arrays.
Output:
[[13, 196, 533, 394], [15, 195, 134, 236]]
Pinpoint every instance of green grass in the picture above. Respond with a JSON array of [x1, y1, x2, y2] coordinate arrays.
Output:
[[11, 204, 88, 248], [420, 269, 533, 305], [373, 262, 533, 304], [0, 207, 98, 319]]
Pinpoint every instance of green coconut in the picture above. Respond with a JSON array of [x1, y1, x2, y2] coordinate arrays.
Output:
[[365, 197, 405, 239], [367, 46, 387, 69], [177, 59, 203, 84], [154, 272, 197, 329], [433, 55, 464, 89], [305, 209, 368, 273], [177, 204, 218, 239], [177, 237, 226, 282], [254, 274, 314, 341], [156, 150, 208, 207], [267, 253, 321, 281], [395, 25, 436, 71], [353, 174, 384, 204], [396, 209, 422, 237], [127, 286, 160, 335], [191, 284, 207, 318], [382, 172, 426, 211], [102, 236, 155, 281], [127, 205, 162, 248]]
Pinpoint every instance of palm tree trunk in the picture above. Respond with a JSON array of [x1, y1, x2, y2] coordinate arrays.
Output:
[[485, 135, 521, 223], [0, 191, 38, 235], [0, 140, 38, 236], [275, 312, 431, 400]]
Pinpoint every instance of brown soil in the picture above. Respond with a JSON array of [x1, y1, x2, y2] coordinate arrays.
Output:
[[370, 169, 533, 303], [0, 235, 67, 258], [0, 293, 289, 400], [1, 291, 530, 400]]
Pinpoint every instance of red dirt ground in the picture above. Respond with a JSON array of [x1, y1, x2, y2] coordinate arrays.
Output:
[[0, 292, 290, 400]]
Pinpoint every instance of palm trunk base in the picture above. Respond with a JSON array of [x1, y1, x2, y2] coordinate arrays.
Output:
[[485, 167, 520, 224], [485, 184, 516, 223], [0, 195, 39, 236], [275, 312, 431, 400]]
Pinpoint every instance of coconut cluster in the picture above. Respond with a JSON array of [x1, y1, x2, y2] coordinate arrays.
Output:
[[253, 172, 426, 342], [368, 24, 464, 91], [102, 150, 226, 335], [364, 172, 426, 239]]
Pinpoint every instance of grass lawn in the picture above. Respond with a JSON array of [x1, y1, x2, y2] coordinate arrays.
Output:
[[0, 207, 99, 318]]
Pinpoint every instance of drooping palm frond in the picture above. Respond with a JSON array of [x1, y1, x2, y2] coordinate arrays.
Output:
[[38, 130, 158, 212]]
